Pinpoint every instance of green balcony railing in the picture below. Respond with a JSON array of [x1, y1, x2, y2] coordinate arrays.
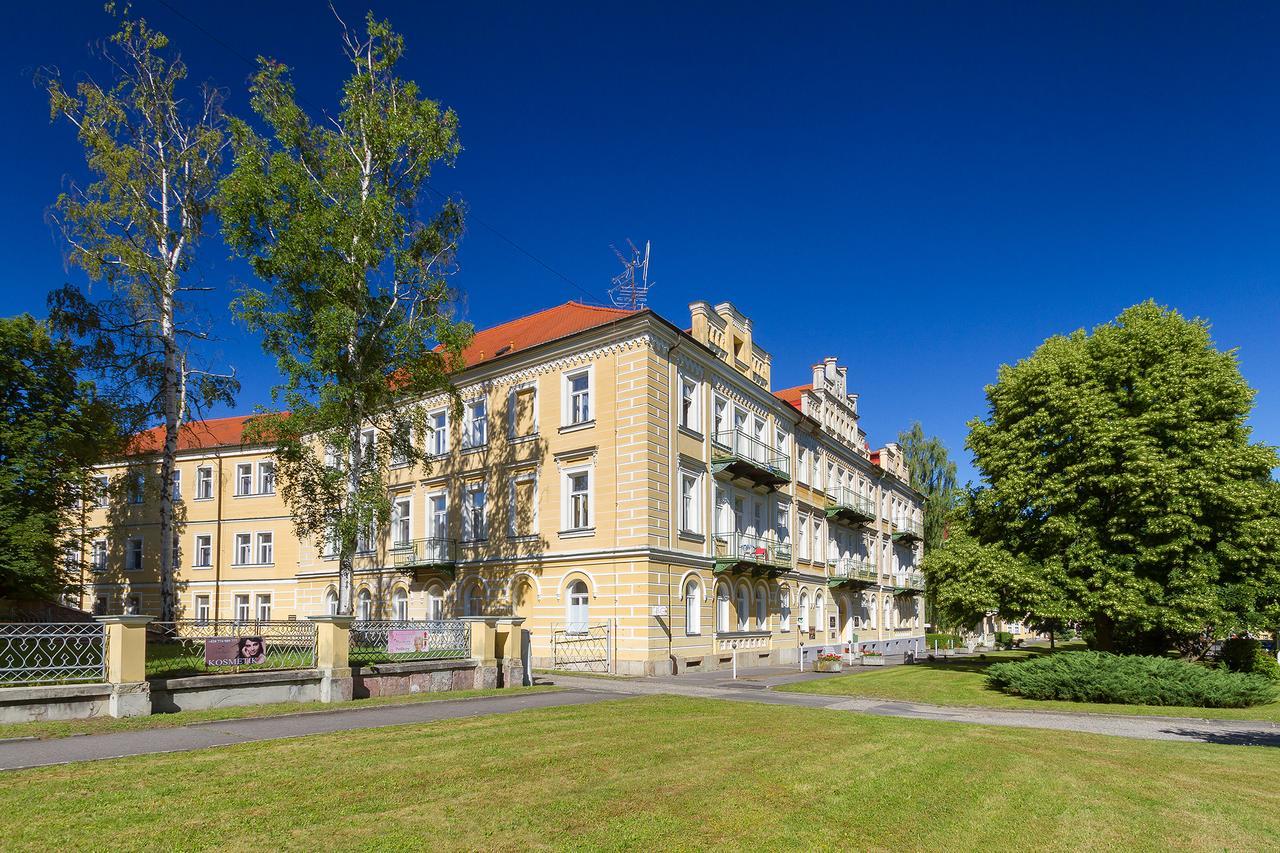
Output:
[[713, 531, 793, 575], [828, 557, 878, 587], [891, 518, 924, 543], [390, 537, 457, 571], [894, 571, 925, 592], [825, 487, 877, 525], [710, 430, 790, 488]]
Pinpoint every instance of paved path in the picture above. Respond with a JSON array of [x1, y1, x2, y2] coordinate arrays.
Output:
[[6, 667, 1280, 770]]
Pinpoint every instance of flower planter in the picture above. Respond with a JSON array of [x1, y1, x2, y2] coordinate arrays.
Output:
[[814, 660, 843, 673], [861, 656, 886, 667]]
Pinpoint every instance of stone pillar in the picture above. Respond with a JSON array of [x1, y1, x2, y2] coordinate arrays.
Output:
[[465, 618, 499, 689], [490, 617, 528, 688], [95, 614, 153, 718], [308, 615, 354, 702]]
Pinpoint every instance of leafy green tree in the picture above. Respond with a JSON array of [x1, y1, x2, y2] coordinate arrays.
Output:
[[0, 315, 124, 601], [897, 421, 957, 553], [44, 7, 237, 620], [220, 12, 472, 614], [964, 301, 1279, 652]]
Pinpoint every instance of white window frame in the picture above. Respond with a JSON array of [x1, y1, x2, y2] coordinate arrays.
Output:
[[234, 594, 250, 622], [235, 463, 253, 496], [357, 589, 373, 621], [194, 534, 213, 568], [679, 375, 701, 433], [507, 382, 538, 438], [716, 583, 731, 633], [391, 496, 412, 546], [256, 532, 274, 565], [678, 469, 702, 535], [684, 578, 701, 636], [392, 588, 409, 621], [712, 396, 728, 442], [195, 466, 213, 500], [94, 475, 110, 508], [125, 537, 143, 571], [325, 588, 339, 615], [91, 539, 108, 573], [428, 409, 449, 457], [257, 461, 276, 495], [256, 593, 272, 622], [508, 470, 538, 538], [562, 367, 593, 427], [562, 464, 593, 532], [194, 594, 211, 624], [234, 533, 252, 566], [171, 469, 182, 501], [427, 585, 445, 620], [463, 482, 487, 542], [463, 398, 488, 449], [780, 588, 791, 632], [736, 584, 749, 632]]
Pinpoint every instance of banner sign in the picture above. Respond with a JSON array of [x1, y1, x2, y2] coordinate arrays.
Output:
[[387, 629, 432, 654], [205, 636, 266, 666]]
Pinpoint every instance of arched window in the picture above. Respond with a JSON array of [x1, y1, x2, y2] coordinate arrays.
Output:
[[464, 582, 483, 617], [716, 583, 731, 633], [755, 586, 767, 630], [736, 584, 749, 631], [780, 588, 791, 632], [357, 588, 372, 621], [426, 584, 445, 621], [325, 588, 338, 616], [815, 592, 826, 635], [798, 590, 810, 633], [392, 588, 409, 621], [684, 579, 701, 636], [566, 580, 589, 633]]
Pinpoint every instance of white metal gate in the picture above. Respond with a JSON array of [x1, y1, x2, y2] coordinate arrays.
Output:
[[552, 621, 613, 673]]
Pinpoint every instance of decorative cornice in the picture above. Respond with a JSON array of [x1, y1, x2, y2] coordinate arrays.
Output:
[[492, 334, 657, 387]]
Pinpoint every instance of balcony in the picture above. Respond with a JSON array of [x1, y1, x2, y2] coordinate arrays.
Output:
[[710, 430, 790, 490], [825, 487, 877, 526], [891, 518, 924, 544], [713, 531, 793, 577], [390, 537, 457, 575], [893, 571, 925, 593], [827, 557, 877, 588]]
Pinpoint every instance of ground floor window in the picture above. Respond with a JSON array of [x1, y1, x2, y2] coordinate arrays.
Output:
[[684, 579, 701, 636], [566, 580, 589, 633]]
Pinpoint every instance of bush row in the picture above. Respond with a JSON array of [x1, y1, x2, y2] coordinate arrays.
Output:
[[985, 651, 1279, 708]]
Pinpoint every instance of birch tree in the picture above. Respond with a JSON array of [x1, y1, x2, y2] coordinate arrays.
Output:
[[220, 12, 472, 614], [45, 8, 236, 620]]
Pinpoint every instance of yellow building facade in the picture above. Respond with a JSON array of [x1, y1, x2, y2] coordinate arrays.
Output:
[[75, 300, 925, 676]]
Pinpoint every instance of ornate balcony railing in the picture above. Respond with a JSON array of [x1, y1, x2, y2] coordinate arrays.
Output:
[[825, 487, 878, 525], [892, 518, 924, 543], [390, 537, 458, 572], [894, 571, 926, 592], [711, 430, 790, 488], [828, 557, 878, 587], [713, 531, 793, 576]]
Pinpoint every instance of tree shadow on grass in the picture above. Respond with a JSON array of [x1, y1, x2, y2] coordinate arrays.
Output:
[[1158, 728, 1280, 748]]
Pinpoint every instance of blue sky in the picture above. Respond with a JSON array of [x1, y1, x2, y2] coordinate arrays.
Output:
[[3, 1, 1278, 484]]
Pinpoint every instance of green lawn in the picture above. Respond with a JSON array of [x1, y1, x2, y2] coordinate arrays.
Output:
[[2, 695, 1278, 850], [780, 644, 1280, 722], [0, 685, 557, 741]]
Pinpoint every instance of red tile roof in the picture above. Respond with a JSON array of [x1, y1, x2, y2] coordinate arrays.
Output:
[[451, 301, 638, 369], [773, 384, 810, 411], [127, 415, 267, 455]]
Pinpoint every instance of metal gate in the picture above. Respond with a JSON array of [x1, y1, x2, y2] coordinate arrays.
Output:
[[552, 621, 613, 673]]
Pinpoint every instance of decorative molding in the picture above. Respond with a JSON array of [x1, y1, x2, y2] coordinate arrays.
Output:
[[492, 334, 657, 388]]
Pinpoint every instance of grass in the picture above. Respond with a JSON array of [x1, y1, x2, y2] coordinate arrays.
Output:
[[0, 685, 557, 741], [2, 695, 1279, 850], [779, 643, 1280, 722]]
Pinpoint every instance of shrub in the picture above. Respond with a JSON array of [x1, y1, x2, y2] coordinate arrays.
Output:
[[986, 651, 1279, 708], [1219, 638, 1280, 680], [994, 631, 1014, 649], [926, 633, 963, 648]]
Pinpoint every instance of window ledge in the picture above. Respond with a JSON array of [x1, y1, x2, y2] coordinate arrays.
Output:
[[558, 528, 595, 540], [193, 496, 215, 502], [507, 534, 540, 544], [559, 420, 595, 435], [461, 443, 489, 455], [232, 562, 276, 568], [677, 531, 705, 544], [507, 432, 540, 445], [677, 426, 704, 441]]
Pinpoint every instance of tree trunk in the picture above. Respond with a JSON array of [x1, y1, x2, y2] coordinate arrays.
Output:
[[1093, 613, 1114, 652], [157, 281, 179, 622], [337, 421, 363, 616], [1049, 628, 1056, 651]]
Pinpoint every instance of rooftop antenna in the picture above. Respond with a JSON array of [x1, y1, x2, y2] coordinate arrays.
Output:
[[608, 239, 653, 310]]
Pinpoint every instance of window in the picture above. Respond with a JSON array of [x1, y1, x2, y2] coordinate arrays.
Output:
[[464, 582, 483, 617], [125, 537, 143, 571], [780, 588, 791, 632], [171, 469, 182, 501], [360, 427, 376, 462], [713, 397, 727, 441], [464, 483, 487, 541], [91, 539, 108, 573], [234, 533, 252, 565], [357, 518, 376, 553], [128, 474, 144, 505], [679, 471, 701, 535], [256, 594, 272, 622], [427, 585, 445, 620], [509, 384, 538, 437], [798, 590, 810, 633], [325, 588, 339, 615], [357, 589, 373, 621], [234, 594, 250, 622], [565, 468, 591, 531], [428, 410, 448, 457], [815, 592, 826, 635], [736, 584, 749, 631], [463, 399, 487, 448], [756, 587, 767, 630], [428, 492, 448, 539], [684, 579, 701, 636], [93, 595, 108, 616], [565, 368, 591, 425], [509, 471, 537, 537], [776, 502, 790, 545], [258, 462, 276, 495], [194, 594, 211, 624], [171, 535, 181, 569], [679, 376, 700, 432], [392, 496, 411, 546], [566, 580, 589, 633], [196, 466, 213, 500], [94, 475, 110, 507], [235, 463, 253, 496], [798, 515, 809, 560], [392, 588, 409, 621], [257, 532, 274, 565], [716, 584, 731, 633]]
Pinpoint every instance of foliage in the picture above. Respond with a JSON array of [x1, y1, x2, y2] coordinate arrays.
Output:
[[897, 422, 958, 554], [986, 651, 1278, 708], [961, 301, 1280, 651], [1218, 638, 1280, 681], [43, 5, 237, 618], [993, 631, 1014, 649], [220, 12, 472, 613], [0, 315, 124, 600], [926, 633, 963, 648]]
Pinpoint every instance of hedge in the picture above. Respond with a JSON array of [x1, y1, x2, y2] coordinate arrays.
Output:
[[986, 651, 1279, 708], [926, 633, 963, 649]]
